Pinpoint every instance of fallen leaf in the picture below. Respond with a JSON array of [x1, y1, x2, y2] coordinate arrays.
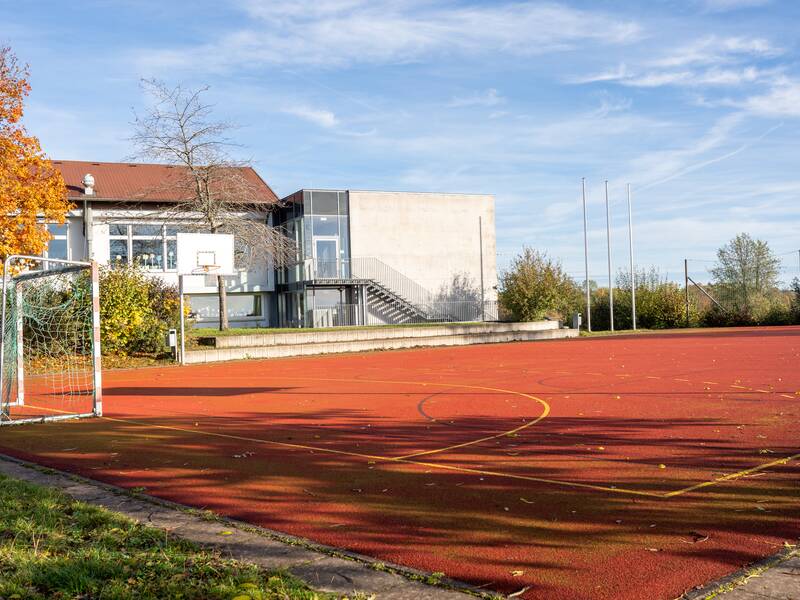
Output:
[[519, 497, 534, 504], [219, 531, 233, 536], [511, 570, 524, 577], [658, 464, 666, 469]]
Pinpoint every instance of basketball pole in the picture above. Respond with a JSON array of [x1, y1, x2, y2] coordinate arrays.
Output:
[[581, 178, 591, 331], [605, 180, 614, 332], [627, 183, 636, 330]]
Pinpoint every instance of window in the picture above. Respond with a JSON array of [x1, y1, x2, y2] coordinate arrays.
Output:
[[108, 223, 179, 271], [35, 222, 70, 269], [188, 294, 263, 322], [310, 191, 339, 215]]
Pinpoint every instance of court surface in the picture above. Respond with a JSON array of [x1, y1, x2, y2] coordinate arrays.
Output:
[[1, 326, 799, 600]]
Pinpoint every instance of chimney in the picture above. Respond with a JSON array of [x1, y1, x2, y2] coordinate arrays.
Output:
[[82, 173, 95, 196]]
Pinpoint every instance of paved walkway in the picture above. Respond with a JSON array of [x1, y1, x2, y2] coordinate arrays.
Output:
[[0, 455, 478, 600]]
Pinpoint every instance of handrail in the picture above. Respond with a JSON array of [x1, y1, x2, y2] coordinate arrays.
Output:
[[299, 256, 480, 322]]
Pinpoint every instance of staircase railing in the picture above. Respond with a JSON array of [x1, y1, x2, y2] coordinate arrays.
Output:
[[302, 256, 475, 322]]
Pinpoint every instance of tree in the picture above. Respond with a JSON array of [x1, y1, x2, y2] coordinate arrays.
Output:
[[0, 47, 70, 269], [710, 233, 780, 319], [130, 80, 295, 330], [499, 248, 581, 322]]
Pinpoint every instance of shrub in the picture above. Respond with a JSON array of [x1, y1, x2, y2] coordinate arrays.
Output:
[[499, 248, 582, 322], [592, 268, 690, 331], [99, 265, 180, 356], [791, 278, 800, 324]]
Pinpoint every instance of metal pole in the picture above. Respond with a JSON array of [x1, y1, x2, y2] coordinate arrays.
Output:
[[684, 259, 690, 327], [627, 183, 636, 330], [479, 216, 485, 321], [605, 180, 614, 332], [15, 286, 24, 406], [179, 274, 186, 365], [0, 257, 10, 418], [581, 178, 591, 331], [90, 260, 103, 416]]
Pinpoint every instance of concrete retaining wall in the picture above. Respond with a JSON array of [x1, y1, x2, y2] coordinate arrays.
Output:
[[200, 320, 560, 349], [186, 321, 577, 364]]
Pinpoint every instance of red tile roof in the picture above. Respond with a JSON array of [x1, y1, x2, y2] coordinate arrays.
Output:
[[53, 160, 279, 204]]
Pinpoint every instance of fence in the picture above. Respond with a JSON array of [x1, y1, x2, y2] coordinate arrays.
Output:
[[309, 301, 500, 328]]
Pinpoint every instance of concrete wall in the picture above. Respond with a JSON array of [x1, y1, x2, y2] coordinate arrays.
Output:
[[348, 191, 497, 302]]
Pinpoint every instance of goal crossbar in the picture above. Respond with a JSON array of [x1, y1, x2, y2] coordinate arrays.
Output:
[[0, 255, 103, 425]]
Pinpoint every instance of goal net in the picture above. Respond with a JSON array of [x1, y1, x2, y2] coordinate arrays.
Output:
[[1, 256, 102, 425]]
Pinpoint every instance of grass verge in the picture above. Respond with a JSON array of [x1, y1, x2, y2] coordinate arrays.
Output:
[[192, 321, 485, 338], [0, 474, 329, 600]]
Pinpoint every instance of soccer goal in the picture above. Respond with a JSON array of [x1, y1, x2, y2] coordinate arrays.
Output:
[[0, 255, 102, 425]]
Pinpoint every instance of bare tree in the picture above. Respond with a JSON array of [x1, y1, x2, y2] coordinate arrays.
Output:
[[130, 80, 295, 330]]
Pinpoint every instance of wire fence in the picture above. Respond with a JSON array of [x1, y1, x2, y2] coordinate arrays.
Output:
[[308, 301, 501, 328]]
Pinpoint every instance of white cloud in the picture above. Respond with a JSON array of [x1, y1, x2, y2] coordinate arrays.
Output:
[[649, 35, 780, 69], [282, 105, 339, 128], [571, 36, 782, 89], [448, 88, 505, 108], [734, 77, 800, 117], [137, 1, 642, 71]]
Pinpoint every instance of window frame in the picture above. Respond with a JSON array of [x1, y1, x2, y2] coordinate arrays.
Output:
[[35, 221, 70, 270], [108, 222, 178, 272]]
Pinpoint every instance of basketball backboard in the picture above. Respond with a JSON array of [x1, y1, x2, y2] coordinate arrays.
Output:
[[176, 233, 235, 276]]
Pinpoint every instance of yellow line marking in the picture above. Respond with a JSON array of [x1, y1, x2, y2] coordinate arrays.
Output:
[[645, 376, 661, 380], [663, 453, 800, 498], [394, 390, 549, 461], [731, 385, 748, 389], [703, 381, 718, 385], [20, 373, 800, 500], [756, 389, 770, 394], [781, 394, 795, 399], [398, 460, 663, 497]]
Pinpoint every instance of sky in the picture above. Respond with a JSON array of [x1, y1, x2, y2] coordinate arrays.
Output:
[[4, 0, 800, 284]]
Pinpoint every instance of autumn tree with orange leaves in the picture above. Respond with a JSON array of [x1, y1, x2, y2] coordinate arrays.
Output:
[[0, 47, 69, 269]]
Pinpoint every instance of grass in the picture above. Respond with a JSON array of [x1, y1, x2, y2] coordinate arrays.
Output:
[[0, 474, 330, 600], [191, 321, 485, 338]]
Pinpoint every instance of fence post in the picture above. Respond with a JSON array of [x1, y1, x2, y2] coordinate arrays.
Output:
[[684, 259, 689, 327]]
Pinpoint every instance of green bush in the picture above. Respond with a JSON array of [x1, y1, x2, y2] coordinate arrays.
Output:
[[791, 278, 800, 324], [591, 268, 689, 331], [99, 265, 180, 356], [499, 248, 582, 322], [698, 287, 792, 327]]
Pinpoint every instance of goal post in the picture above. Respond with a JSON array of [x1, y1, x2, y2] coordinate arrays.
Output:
[[0, 255, 102, 425]]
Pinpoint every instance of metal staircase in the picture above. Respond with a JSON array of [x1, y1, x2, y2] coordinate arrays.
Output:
[[307, 257, 457, 323]]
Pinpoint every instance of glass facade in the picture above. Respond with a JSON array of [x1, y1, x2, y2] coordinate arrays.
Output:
[[276, 190, 356, 326]]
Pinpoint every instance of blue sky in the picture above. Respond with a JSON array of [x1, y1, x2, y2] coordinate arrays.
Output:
[[5, 0, 800, 284]]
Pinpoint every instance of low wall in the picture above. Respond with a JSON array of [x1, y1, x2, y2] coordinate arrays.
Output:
[[186, 321, 576, 364], [199, 321, 560, 349]]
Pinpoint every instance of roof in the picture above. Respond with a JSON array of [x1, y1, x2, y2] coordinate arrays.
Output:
[[53, 160, 279, 204]]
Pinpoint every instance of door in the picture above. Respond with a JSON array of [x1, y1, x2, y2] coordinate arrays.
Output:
[[314, 238, 339, 279]]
